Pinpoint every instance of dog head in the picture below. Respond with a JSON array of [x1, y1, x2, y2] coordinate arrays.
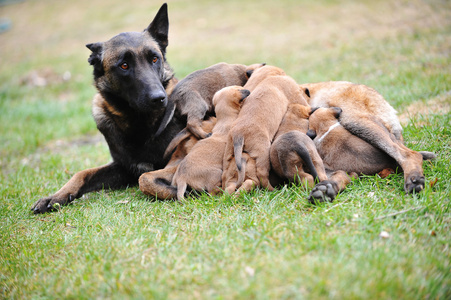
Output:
[[307, 107, 342, 139], [86, 3, 173, 114], [213, 86, 250, 118]]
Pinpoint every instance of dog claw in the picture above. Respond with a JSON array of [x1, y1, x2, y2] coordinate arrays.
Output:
[[404, 173, 425, 194]]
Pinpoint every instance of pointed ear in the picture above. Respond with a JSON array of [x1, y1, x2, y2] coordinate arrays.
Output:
[[146, 3, 169, 53], [331, 107, 342, 118], [86, 42, 104, 77], [239, 89, 250, 101]]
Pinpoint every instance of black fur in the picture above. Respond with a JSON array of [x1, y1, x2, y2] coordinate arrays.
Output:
[[31, 3, 185, 214]]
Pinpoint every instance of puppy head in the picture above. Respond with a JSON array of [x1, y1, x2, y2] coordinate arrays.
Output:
[[213, 86, 250, 116], [308, 107, 342, 137]]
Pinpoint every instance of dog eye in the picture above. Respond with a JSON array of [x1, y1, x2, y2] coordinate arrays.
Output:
[[152, 57, 158, 64], [120, 62, 129, 70]]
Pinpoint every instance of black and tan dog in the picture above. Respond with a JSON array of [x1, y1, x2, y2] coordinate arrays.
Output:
[[156, 62, 265, 139], [31, 4, 185, 213], [299, 81, 435, 202]]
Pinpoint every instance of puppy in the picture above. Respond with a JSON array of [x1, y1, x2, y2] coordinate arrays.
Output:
[[172, 86, 250, 200], [222, 65, 310, 192], [299, 81, 431, 200], [157, 62, 265, 139], [138, 117, 216, 199], [270, 103, 328, 187], [308, 107, 397, 174]]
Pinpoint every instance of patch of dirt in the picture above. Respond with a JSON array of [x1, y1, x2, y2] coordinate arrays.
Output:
[[398, 91, 451, 125]]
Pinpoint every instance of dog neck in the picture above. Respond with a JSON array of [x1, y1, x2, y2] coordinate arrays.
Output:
[[316, 121, 340, 143]]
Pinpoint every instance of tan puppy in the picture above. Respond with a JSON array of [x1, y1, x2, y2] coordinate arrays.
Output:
[[138, 117, 216, 199], [299, 81, 429, 200], [222, 65, 309, 192], [156, 62, 265, 139], [222, 152, 258, 194], [270, 103, 328, 187], [172, 86, 250, 200]]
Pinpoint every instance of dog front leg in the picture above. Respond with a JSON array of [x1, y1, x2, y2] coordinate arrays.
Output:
[[31, 162, 135, 213]]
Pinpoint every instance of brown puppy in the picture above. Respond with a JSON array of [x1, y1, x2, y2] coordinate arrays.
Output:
[[157, 62, 265, 139], [222, 152, 258, 194], [172, 86, 250, 200], [223, 65, 309, 192], [138, 117, 216, 199], [308, 107, 398, 174], [299, 81, 429, 199], [270, 103, 328, 187]]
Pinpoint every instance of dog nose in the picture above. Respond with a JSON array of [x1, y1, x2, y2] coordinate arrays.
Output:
[[150, 90, 167, 105]]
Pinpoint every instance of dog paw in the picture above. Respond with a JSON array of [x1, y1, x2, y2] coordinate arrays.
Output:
[[308, 180, 339, 204], [31, 194, 75, 214], [404, 172, 425, 194]]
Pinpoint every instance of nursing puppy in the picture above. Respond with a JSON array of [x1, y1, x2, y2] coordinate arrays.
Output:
[[172, 86, 250, 200], [223, 65, 309, 192], [270, 103, 328, 187], [138, 117, 216, 199], [157, 62, 265, 139], [306, 107, 400, 202], [222, 152, 258, 194], [300, 81, 429, 199]]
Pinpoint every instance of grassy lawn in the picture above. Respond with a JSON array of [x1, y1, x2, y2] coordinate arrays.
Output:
[[1, 0, 450, 298]]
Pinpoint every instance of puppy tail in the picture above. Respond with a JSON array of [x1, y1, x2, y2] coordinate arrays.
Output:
[[233, 135, 245, 171], [163, 128, 191, 160], [236, 157, 247, 189], [292, 143, 319, 182]]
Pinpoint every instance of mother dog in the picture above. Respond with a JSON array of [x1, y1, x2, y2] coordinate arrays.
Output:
[[31, 3, 183, 213]]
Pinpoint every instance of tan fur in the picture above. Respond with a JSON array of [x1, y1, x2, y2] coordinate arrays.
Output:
[[172, 86, 249, 200], [270, 104, 328, 187], [301, 81, 427, 197], [171, 62, 265, 139], [308, 107, 397, 174], [138, 118, 216, 199], [222, 65, 310, 192], [300, 81, 403, 141]]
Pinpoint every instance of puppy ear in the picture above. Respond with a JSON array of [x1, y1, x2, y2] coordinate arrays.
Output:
[[86, 42, 104, 77], [306, 129, 317, 139], [331, 107, 342, 118], [239, 89, 251, 101], [146, 3, 169, 53]]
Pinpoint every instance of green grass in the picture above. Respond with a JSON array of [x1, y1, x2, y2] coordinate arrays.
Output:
[[1, 0, 450, 298]]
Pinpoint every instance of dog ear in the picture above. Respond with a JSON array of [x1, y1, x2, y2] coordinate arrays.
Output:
[[306, 129, 317, 140], [86, 42, 104, 77], [146, 3, 169, 53], [239, 89, 251, 101], [331, 107, 342, 118]]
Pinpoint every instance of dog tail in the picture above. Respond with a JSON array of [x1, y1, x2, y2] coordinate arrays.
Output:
[[419, 151, 437, 161], [236, 157, 247, 189], [279, 142, 319, 182], [233, 135, 244, 172], [163, 128, 191, 160], [155, 99, 176, 137]]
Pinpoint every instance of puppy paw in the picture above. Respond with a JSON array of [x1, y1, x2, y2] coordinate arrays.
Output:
[[31, 194, 75, 214], [308, 180, 339, 204], [404, 172, 425, 194]]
